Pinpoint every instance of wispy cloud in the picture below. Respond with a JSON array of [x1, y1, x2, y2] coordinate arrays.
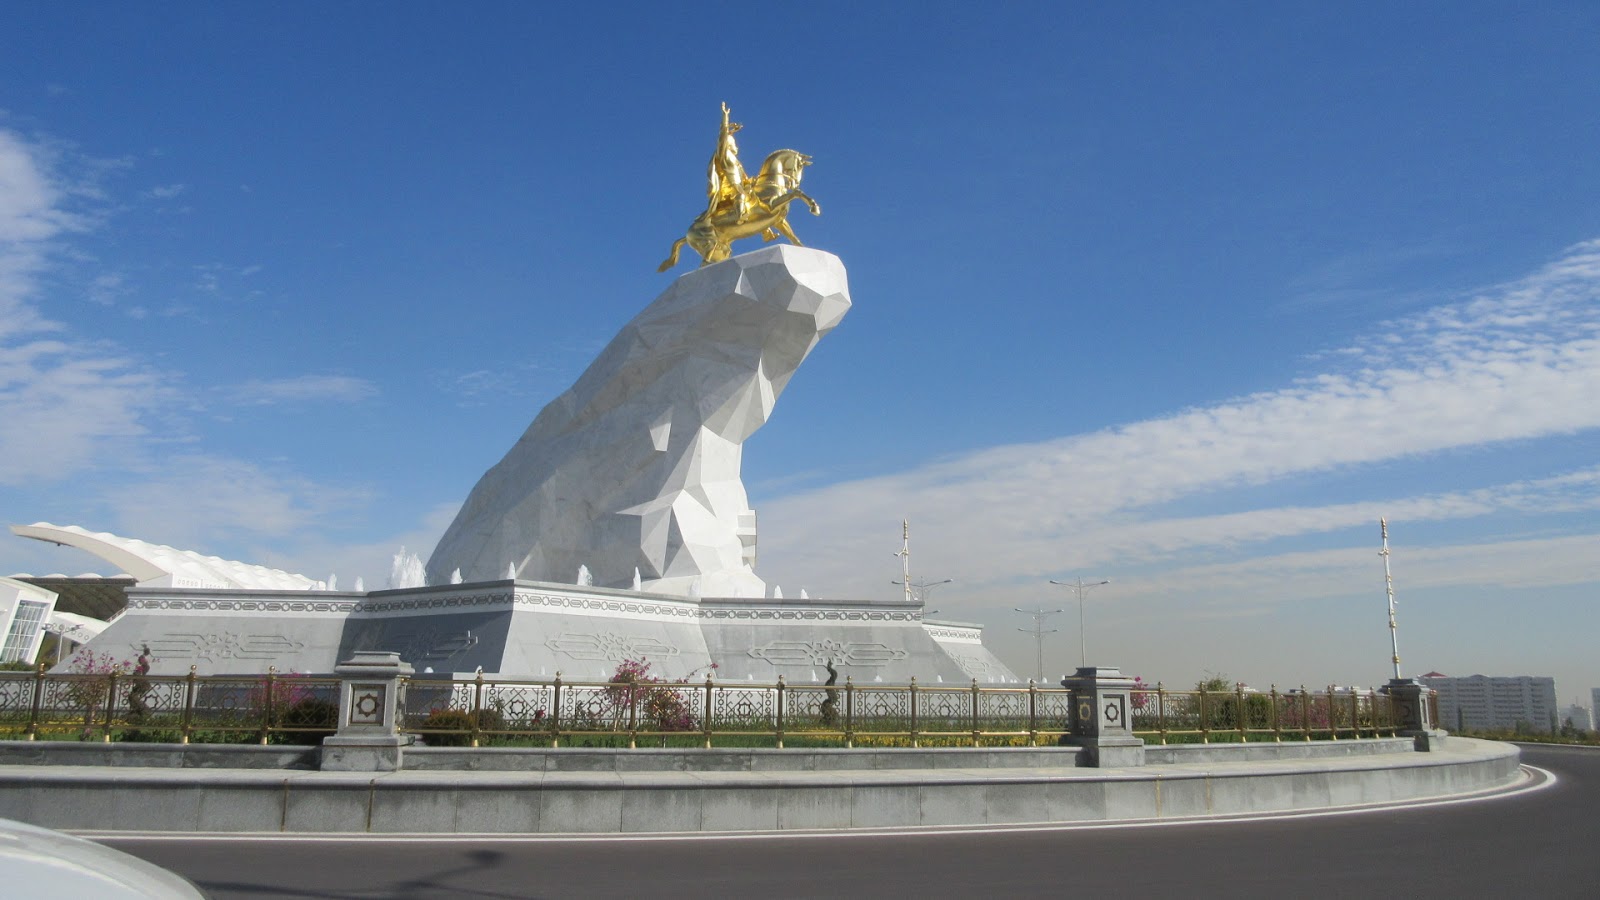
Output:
[[0, 129, 81, 336], [0, 338, 170, 485], [0, 128, 398, 576], [429, 352, 594, 408], [227, 374, 378, 406], [0, 128, 176, 483], [758, 240, 1600, 604], [105, 453, 374, 549], [141, 183, 185, 200], [1105, 532, 1600, 626], [190, 261, 263, 302]]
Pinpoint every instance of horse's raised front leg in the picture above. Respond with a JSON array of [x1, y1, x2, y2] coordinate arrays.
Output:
[[788, 189, 820, 216], [762, 190, 821, 218]]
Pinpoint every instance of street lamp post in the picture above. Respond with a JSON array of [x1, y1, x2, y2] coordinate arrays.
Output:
[[1014, 606, 1065, 683], [1049, 577, 1111, 668]]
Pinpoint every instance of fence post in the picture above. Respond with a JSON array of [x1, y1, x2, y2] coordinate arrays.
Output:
[[970, 679, 981, 748], [25, 662, 44, 741], [627, 675, 639, 750], [1379, 677, 1443, 750], [180, 666, 196, 744], [1199, 683, 1210, 744], [257, 667, 276, 745], [550, 672, 563, 749], [1060, 666, 1144, 767], [1156, 682, 1168, 745], [470, 670, 485, 748], [1327, 685, 1338, 741], [1324, 682, 1337, 739], [1299, 686, 1310, 741], [844, 676, 854, 749], [703, 673, 715, 749], [775, 675, 785, 749], [1270, 685, 1281, 742], [908, 677, 919, 748], [321, 651, 414, 772], [1027, 680, 1038, 746], [1236, 682, 1247, 742], [103, 669, 119, 743]]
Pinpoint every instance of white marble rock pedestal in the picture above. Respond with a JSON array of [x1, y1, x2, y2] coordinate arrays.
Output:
[[427, 245, 851, 598]]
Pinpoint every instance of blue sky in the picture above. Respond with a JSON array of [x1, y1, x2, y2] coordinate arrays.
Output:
[[2, 3, 1596, 700]]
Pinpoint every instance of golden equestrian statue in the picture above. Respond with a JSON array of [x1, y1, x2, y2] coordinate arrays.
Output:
[[659, 102, 821, 271]]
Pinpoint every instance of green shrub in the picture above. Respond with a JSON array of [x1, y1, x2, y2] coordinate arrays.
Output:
[[274, 697, 339, 745], [415, 708, 505, 746]]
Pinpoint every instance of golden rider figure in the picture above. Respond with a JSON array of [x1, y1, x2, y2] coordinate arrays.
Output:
[[706, 101, 750, 219]]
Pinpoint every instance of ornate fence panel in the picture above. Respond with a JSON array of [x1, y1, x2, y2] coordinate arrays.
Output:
[[915, 684, 972, 746], [1032, 685, 1073, 743], [977, 685, 1037, 745], [850, 684, 912, 745], [707, 682, 777, 742]]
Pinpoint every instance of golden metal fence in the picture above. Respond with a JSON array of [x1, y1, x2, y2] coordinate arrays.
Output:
[[0, 667, 340, 744], [399, 674, 1400, 748], [0, 668, 1404, 748], [400, 673, 1078, 748], [1129, 684, 1402, 744]]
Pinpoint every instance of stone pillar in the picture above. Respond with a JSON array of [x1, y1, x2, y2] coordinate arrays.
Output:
[[1061, 666, 1145, 767], [1382, 678, 1446, 751], [321, 651, 414, 772]]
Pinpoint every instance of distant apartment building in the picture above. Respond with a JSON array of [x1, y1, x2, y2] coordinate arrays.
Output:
[[1419, 672, 1558, 734], [1559, 702, 1592, 732]]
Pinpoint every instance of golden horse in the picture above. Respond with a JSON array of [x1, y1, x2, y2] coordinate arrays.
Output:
[[659, 149, 821, 271]]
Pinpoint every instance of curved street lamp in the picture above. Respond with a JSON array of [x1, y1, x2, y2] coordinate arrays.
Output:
[[892, 577, 952, 607], [1014, 607, 1065, 684]]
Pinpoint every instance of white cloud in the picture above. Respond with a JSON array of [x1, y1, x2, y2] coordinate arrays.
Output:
[[0, 129, 77, 338], [0, 128, 176, 484], [190, 261, 262, 300], [0, 131, 79, 243], [0, 338, 169, 485], [227, 374, 379, 406], [105, 453, 373, 549], [757, 240, 1600, 604], [1081, 532, 1600, 633], [0, 126, 402, 587]]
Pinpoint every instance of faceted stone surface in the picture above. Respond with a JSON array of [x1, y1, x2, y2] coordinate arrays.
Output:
[[426, 246, 850, 596]]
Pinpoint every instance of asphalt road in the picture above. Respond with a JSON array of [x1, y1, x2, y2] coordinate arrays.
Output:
[[105, 744, 1600, 899]]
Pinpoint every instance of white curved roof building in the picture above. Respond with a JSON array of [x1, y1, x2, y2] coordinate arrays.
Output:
[[10, 523, 323, 591], [0, 576, 57, 664]]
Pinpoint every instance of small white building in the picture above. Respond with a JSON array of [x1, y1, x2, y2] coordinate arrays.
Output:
[[1558, 702, 1592, 732], [0, 577, 58, 666]]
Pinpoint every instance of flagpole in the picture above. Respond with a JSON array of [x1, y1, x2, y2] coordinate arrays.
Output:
[[1380, 518, 1401, 681]]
